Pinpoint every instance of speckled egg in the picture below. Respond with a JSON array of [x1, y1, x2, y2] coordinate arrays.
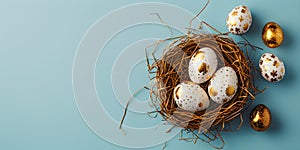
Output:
[[259, 53, 285, 82], [173, 82, 209, 112], [208, 66, 238, 104], [226, 5, 252, 34], [188, 47, 218, 84]]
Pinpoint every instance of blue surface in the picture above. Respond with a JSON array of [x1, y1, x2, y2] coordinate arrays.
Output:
[[1, 0, 300, 150]]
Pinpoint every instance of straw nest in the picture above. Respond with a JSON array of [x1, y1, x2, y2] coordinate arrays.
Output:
[[148, 33, 256, 131]]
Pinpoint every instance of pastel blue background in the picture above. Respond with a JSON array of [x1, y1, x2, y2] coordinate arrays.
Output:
[[1, 0, 300, 150]]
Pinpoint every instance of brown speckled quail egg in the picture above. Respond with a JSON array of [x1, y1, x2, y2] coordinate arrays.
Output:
[[226, 5, 252, 34], [189, 47, 218, 84], [173, 82, 209, 112], [208, 66, 238, 104], [259, 53, 285, 82]]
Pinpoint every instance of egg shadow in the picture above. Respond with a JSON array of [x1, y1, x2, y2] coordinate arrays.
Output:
[[280, 61, 295, 87], [268, 107, 282, 135], [280, 23, 295, 51], [246, 11, 264, 40], [278, 26, 296, 86]]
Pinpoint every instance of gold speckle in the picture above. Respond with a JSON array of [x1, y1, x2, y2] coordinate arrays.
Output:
[[198, 63, 209, 74], [263, 65, 269, 72], [174, 86, 182, 99], [231, 11, 238, 16], [241, 9, 246, 13], [226, 86, 236, 96], [243, 23, 249, 30], [229, 20, 237, 26], [206, 75, 211, 80], [253, 112, 260, 122], [238, 16, 244, 22], [198, 102, 203, 107], [280, 67, 285, 74], [209, 87, 218, 97], [248, 14, 252, 20], [265, 58, 272, 63], [194, 51, 205, 60], [273, 61, 280, 67]]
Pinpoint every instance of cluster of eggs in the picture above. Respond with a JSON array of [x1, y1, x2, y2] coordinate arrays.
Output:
[[226, 5, 286, 131], [173, 5, 286, 131], [226, 5, 284, 48], [260, 22, 285, 83], [173, 47, 238, 112], [226, 5, 285, 83]]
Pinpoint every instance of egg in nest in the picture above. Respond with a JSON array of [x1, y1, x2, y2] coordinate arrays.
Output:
[[173, 82, 209, 112], [189, 47, 218, 84], [208, 66, 238, 104]]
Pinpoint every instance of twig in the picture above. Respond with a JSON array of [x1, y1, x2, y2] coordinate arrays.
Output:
[[188, 0, 211, 33], [150, 12, 174, 37], [119, 87, 146, 134]]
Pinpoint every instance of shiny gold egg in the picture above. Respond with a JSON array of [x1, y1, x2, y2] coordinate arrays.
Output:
[[262, 22, 284, 48], [249, 104, 272, 131]]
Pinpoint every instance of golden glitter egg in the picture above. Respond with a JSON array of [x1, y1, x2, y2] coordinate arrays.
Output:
[[249, 104, 272, 132], [262, 22, 284, 48]]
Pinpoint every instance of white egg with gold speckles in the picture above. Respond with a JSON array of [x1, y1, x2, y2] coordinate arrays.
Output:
[[208, 66, 238, 104], [226, 5, 252, 34], [173, 82, 209, 112], [259, 53, 285, 82], [189, 47, 218, 84]]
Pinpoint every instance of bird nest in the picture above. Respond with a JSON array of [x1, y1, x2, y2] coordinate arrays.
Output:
[[147, 32, 257, 133]]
